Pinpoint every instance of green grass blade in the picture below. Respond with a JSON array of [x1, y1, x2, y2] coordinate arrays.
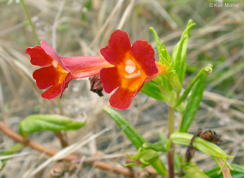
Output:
[[103, 106, 168, 177], [0, 143, 25, 170], [181, 163, 209, 178], [204, 164, 244, 178]]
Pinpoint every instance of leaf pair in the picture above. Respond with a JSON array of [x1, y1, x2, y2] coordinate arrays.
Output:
[[167, 133, 232, 159], [172, 20, 196, 84]]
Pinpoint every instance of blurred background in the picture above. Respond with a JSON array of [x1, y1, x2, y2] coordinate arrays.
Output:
[[0, 0, 243, 177]]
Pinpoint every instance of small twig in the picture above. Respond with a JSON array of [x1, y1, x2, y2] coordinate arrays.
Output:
[[54, 131, 68, 148], [51, 1, 69, 149], [0, 122, 76, 162], [72, 153, 134, 163], [217, 159, 232, 178], [55, 98, 69, 148], [0, 122, 135, 177], [91, 161, 134, 177]]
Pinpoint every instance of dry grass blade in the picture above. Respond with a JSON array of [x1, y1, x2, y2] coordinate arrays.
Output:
[[89, 0, 124, 48], [0, 152, 30, 160]]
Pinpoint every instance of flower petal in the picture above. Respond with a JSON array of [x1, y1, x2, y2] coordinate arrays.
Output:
[[145, 62, 167, 83], [60, 73, 74, 98], [61, 56, 112, 78], [41, 82, 62, 100], [100, 67, 121, 93], [109, 85, 143, 110], [26, 46, 53, 66], [131, 40, 158, 76], [33, 66, 61, 89], [100, 30, 131, 65], [41, 41, 64, 68]]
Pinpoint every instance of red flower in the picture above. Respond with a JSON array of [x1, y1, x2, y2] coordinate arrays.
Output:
[[100, 30, 166, 110], [26, 41, 111, 99]]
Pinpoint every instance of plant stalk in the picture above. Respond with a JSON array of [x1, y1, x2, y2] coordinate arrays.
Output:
[[168, 106, 175, 178], [55, 97, 69, 148], [20, 0, 40, 45]]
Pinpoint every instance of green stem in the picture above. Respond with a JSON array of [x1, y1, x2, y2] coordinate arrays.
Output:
[[56, 97, 63, 115], [177, 113, 184, 132], [168, 106, 175, 139], [20, 0, 40, 45], [55, 97, 68, 148], [168, 106, 175, 178]]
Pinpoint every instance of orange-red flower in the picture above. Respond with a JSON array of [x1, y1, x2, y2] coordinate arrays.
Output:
[[100, 30, 166, 110], [26, 41, 111, 99]]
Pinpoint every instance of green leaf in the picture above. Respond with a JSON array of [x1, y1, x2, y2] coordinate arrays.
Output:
[[19, 114, 86, 133], [204, 164, 244, 178], [149, 27, 172, 65], [103, 106, 168, 177], [141, 80, 165, 101], [125, 163, 138, 167], [181, 163, 209, 178], [127, 148, 160, 169], [0, 144, 25, 157], [84, 0, 92, 9], [178, 74, 207, 133], [231, 164, 244, 173], [172, 20, 195, 83], [168, 133, 233, 159], [167, 72, 182, 93], [174, 64, 212, 108], [143, 142, 167, 152], [0, 143, 25, 170]]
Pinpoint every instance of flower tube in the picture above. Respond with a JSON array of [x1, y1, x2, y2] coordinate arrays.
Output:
[[26, 41, 111, 99]]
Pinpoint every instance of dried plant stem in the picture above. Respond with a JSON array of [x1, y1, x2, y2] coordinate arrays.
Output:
[[91, 161, 134, 177], [0, 122, 76, 161], [217, 159, 232, 178], [0, 122, 135, 177], [56, 97, 63, 115], [168, 106, 175, 178], [54, 131, 68, 148], [20, 0, 39, 45], [55, 97, 69, 148]]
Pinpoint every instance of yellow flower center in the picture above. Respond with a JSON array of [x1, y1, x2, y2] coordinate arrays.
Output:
[[117, 52, 148, 91]]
